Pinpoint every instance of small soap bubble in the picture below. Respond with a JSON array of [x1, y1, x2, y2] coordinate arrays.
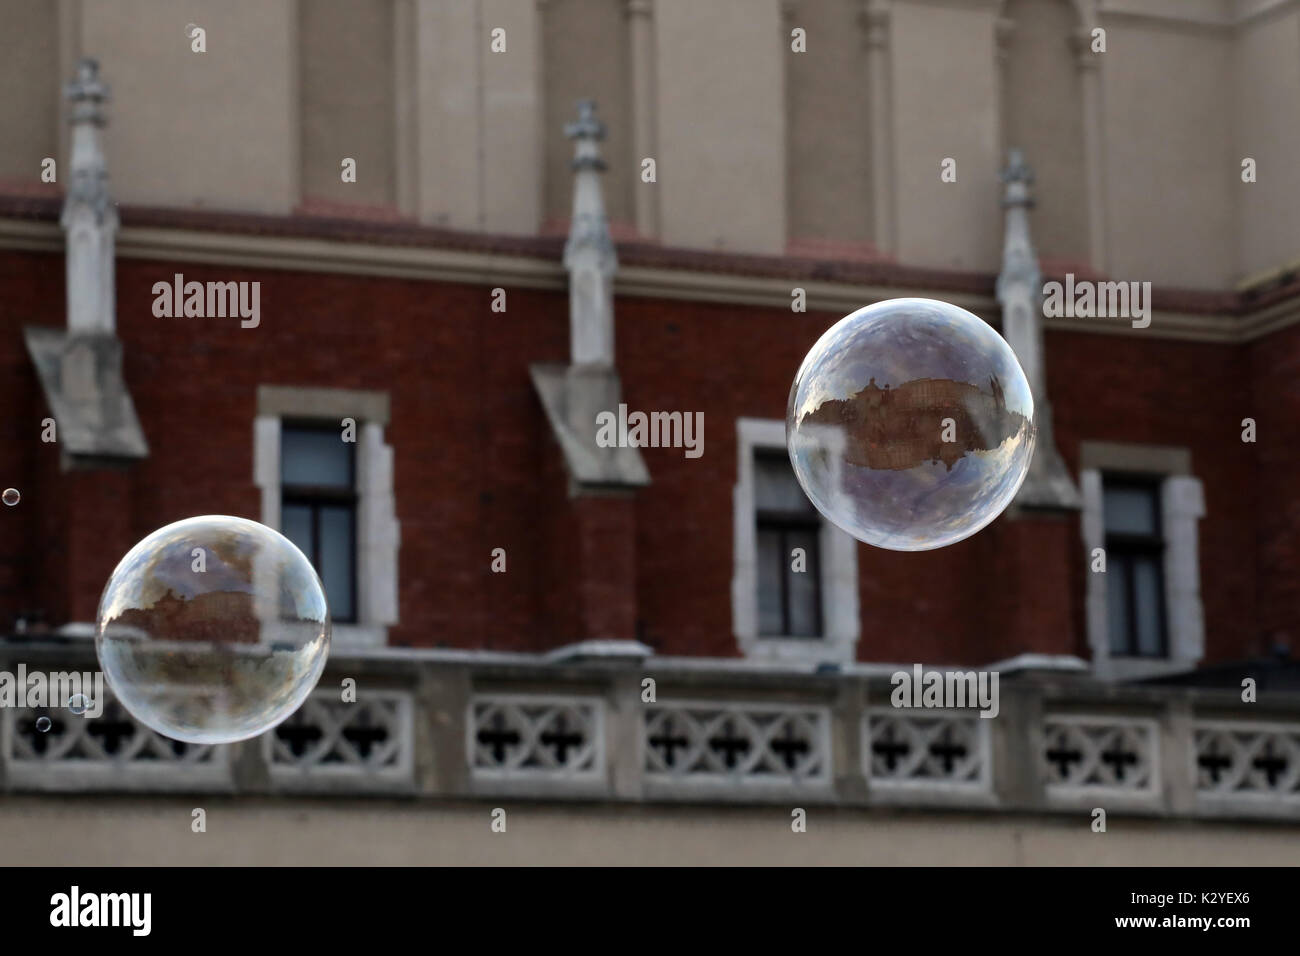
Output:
[[786, 297, 1036, 551], [2, 488, 19, 506], [68, 694, 90, 715], [35, 716, 51, 733], [96, 515, 331, 745]]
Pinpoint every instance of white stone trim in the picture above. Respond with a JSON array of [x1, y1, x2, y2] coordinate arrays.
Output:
[[357, 422, 400, 628], [1080, 465, 1205, 681], [862, 707, 993, 796], [253, 398, 400, 645], [253, 415, 281, 531], [642, 700, 832, 790], [1, 214, 1293, 342], [732, 418, 859, 665], [1042, 714, 1161, 806], [1193, 719, 1300, 812], [2, 697, 233, 793], [264, 689, 414, 792], [466, 693, 606, 784], [1162, 475, 1206, 663]]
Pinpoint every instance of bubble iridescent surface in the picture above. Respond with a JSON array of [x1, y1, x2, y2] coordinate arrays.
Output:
[[68, 694, 90, 716], [786, 297, 1036, 551], [95, 515, 330, 744], [35, 716, 51, 733], [2, 488, 19, 506]]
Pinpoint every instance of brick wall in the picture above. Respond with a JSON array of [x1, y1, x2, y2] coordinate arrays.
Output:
[[0, 246, 1291, 667]]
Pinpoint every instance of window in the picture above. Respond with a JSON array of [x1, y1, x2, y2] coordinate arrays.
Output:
[[1102, 477, 1166, 658], [253, 387, 399, 649], [732, 419, 858, 665], [754, 451, 822, 638], [1078, 443, 1204, 681], [280, 424, 358, 623]]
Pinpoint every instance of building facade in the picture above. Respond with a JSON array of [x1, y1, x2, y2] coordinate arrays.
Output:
[[1, 0, 1299, 864]]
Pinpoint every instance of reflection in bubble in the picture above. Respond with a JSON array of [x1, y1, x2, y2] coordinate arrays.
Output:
[[787, 298, 1035, 551], [95, 515, 330, 744]]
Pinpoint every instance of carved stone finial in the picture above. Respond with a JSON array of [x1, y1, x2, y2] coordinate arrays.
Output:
[[995, 148, 1081, 511], [563, 100, 617, 367], [61, 57, 118, 337], [1000, 147, 1036, 209], [565, 99, 607, 171], [65, 58, 110, 126]]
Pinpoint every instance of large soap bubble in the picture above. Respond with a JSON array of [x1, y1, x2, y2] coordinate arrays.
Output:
[[96, 515, 330, 744], [787, 297, 1035, 551]]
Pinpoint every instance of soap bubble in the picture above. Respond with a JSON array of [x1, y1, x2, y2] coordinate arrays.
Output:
[[787, 297, 1035, 551], [95, 515, 330, 744], [68, 694, 90, 715], [2, 488, 19, 506], [35, 716, 51, 733]]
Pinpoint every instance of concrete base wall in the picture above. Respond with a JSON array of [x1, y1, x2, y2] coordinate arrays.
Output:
[[2, 796, 1297, 866]]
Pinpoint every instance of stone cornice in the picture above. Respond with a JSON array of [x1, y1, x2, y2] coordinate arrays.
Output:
[[1, 198, 1298, 344]]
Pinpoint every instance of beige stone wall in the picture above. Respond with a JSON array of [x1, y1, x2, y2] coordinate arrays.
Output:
[[0, 0, 59, 189], [299, 0, 396, 209], [785, 0, 873, 249], [653, 0, 787, 254], [413, 0, 543, 233], [1001, 0, 1089, 269], [890, 0, 1001, 273], [2, 794, 1298, 865], [542, 0, 634, 230], [1099, 14, 1236, 288], [1, 0, 1298, 284], [79, 0, 298, 214], [1234, 4, 1300, 280]]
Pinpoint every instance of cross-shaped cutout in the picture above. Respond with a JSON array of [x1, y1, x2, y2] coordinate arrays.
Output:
[[872, 723, 911, 772], [1252, 740, 1289, 788], [276, 720, 323, 757], [1045, 733, 1083, 779], [341, 713, 389, 760], [477, 712, 521, 764], [708, 719, 751, 769], [770, 722, 810, 771], [19, 714, 62, 755], [86, 716, 135, 755], [1100, 738, 1139, 782], [1197, 740, 1233, 784], [649, 718, 689, 768], [539, 714, 584, 764], [928, 725, 968, 775]]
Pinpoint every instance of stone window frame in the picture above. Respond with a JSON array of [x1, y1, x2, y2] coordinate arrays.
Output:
[[731, 418, 859, 666], [254, 386, 399, 649], [1079, 442, 1204, 682]]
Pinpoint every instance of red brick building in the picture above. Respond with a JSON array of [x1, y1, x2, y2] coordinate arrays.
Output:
[[0, 117, 1294, 675], [2, 3, 1299, 865]]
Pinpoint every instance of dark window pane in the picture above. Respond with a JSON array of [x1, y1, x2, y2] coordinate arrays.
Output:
[[786, 527, 820, 637], [1103, 485, 1158, 536], [757, 527, 785, 636], [282, 503, 313, 562], [755, 454, 814, 514], [1107, 554, 1130, 655], [318, 505, 355, 621], [1133, 556, 1164, 657], [282, 428, 353, 489]]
